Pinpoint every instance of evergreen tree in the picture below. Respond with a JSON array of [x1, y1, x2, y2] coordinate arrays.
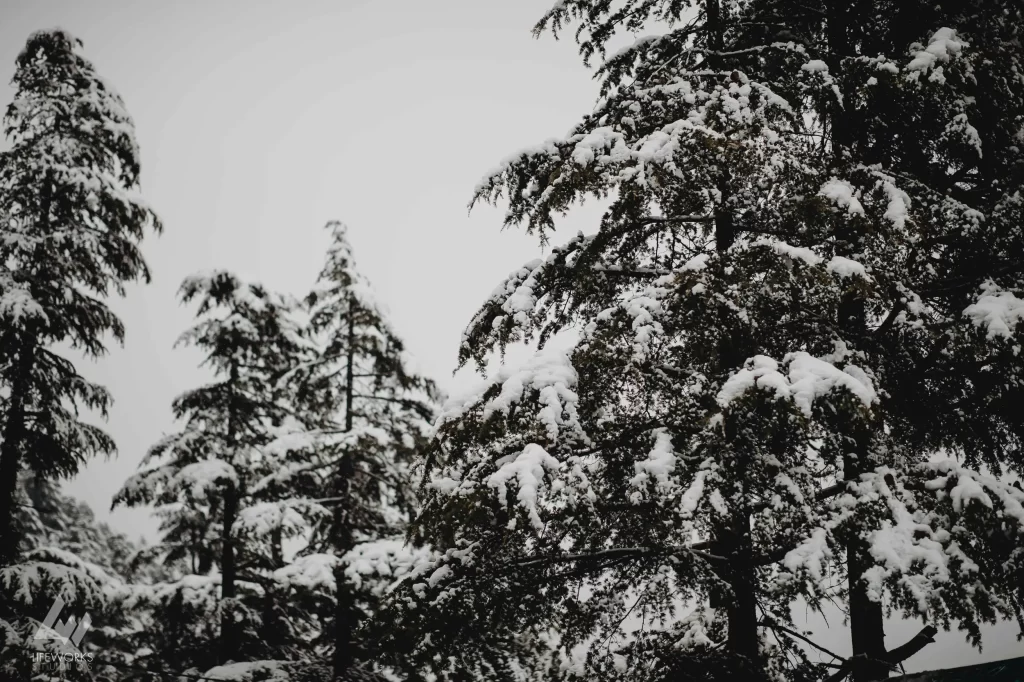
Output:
[[265, 221, 437, 680], [115, 272, 310, 669], [383, 2, 1024, 681], [115, 226, 437, 682], [0, 27, 159, 674], [0, 28, 160, 564]]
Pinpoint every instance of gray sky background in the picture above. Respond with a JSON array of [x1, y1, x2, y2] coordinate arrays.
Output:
[[0, 0, 1019, 673]]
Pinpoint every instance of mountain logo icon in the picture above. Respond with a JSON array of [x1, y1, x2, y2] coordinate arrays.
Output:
[[32, 596, 91, 649]]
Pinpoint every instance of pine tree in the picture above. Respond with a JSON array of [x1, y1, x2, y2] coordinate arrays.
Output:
[[114, 227, 437, 682], [0, 28, 160, 565], [269, 221, 438, 680], [384, 2, 1024, 681], [114, 272, 310, 669], [0, 28, 159, 676]]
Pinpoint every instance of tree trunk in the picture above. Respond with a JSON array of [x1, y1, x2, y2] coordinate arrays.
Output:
[[824, 3, 889, 678], [705, 0, 760, 664], [220, 359, 241, 663], [220, 483, 239, 663], [725, 536, 760, 663], [844, 450, 888, 682], [0, 172, 51, 569], [0, 336, 36, 567], [708, 510, 760, 668], [332, 455, 357, 678], [333, 295, 358, 679]]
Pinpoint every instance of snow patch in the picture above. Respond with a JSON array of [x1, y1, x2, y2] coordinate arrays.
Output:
[[826, 256, 869, 280], [820, 178, 865, 216], [487, 443, 563, 531], [907, 28, 965, 76], [963, 281, 1024, 339], [718, 353, 876, 417]]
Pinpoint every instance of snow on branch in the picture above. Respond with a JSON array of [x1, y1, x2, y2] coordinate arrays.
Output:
[[819, 178, 865, 216], [751, 239, 871, 281], [717, 353, 877, 418], [123, 574, 230, 611], [922, 458, 1024, 526], [343, 538, 435, 597], [200, 661, 291, 682], [272, 554, 341, 594], [470, 69, 804, 234], [272, 540, 433, 597], [906, 28, 966, 81], [441, 345, 588, 445], [629, 429, 676, 493], [235, 500, 325, 538], [0, 284, 48, 323], [487, 444, 563, 531], [963, 281, 1024, 339], [0, 560, 109, 608], [172, 459, 239, 500]]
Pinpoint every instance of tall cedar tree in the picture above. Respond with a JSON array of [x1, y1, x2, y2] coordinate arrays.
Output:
[[0, 29, 160, 564], [0, 28, 159, 673], [381, 2, 1024, 682], [275, 221, 437, 680], [115, 272, 310, 669]]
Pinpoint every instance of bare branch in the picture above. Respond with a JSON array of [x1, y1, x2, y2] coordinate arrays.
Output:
[[760, 618, 847, 665], [884, 625, 938, 664]]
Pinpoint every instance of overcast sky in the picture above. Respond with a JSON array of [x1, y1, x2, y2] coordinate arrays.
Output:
[[0, 0, 1018, 673]]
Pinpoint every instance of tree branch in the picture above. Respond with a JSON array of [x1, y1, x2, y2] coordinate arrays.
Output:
[[640, 215, 716, 224], [760, 618, 847, 665], [884, 625, 938, 664], [511, 542, 728, 570], [821, 625, 937, 682]]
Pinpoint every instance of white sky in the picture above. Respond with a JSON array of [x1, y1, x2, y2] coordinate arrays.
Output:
[[0, 0, 1019, 673]]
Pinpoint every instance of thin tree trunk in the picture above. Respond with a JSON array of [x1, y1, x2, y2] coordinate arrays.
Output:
[[199, 551, 213, 575], [270, 525, 283, 568], [333, 295, 358, 679], [220, 484, 239, 662], [220, 360, 240, 663], [0, 336, 36, 567]]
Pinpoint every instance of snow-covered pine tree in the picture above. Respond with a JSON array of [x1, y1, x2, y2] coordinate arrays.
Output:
[[715, 2, 1024, 679], [0, 474, 143, 681], [114, 272, 312, 671], [384, 2, 1024, 681], [0, 28, 160, 675], [255, 221, 438, 681], [0, 28, 160, 566]]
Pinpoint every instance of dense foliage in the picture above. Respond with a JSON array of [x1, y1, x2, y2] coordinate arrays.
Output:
[[2, 5, 1023, 681], [380, 2, 1024, 682]]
